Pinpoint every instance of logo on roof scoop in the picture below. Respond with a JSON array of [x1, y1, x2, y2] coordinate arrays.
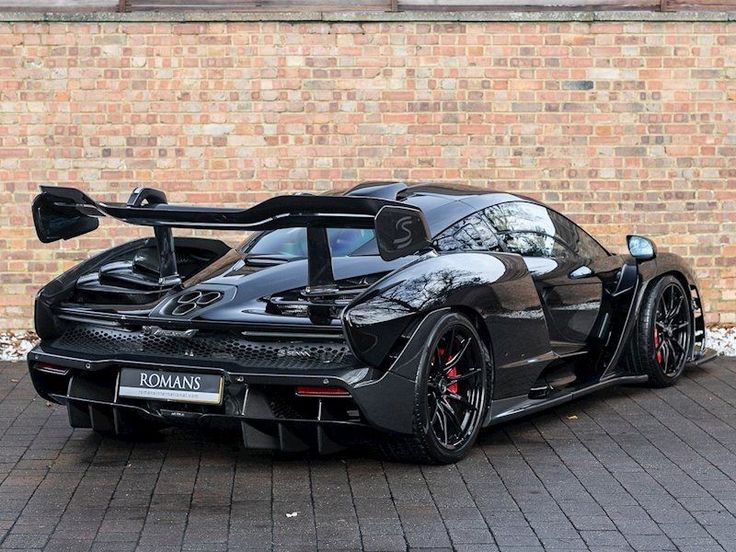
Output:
[[170, 290, 223, 316], [392, 216, 415, 249]]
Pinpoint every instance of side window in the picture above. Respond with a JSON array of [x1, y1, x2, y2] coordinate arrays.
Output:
[[565, 224, 608, 261], [484, 202, 555, 235], [484, 201, 607, 261], [544, 209, 608, 261], [501, 232, 570, 259], [433, 213, 500, 252]]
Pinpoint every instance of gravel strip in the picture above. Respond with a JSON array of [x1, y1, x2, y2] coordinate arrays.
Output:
[[707, 327, 736, 357], [1, 327, 734, 362], [0, 331, 38, 362]]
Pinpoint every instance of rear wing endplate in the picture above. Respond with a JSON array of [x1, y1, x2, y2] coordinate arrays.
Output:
[[32, 186, 431, 287]]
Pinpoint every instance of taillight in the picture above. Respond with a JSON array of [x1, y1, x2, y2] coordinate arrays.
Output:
[[295, 386, 350, 398], [34, 363, 69, 376]]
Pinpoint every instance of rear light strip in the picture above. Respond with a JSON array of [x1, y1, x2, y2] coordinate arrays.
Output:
[[34, 363, 70, 376], [295, 386, 350, 398]]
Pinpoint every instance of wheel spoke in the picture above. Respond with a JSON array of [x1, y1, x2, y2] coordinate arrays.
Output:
[[670, 337, 685, 354], [430, 400, 440, 423], [446, 327, 456, 357], [665, 340, 678, 373], [668, 286, 676, 317], [446, 392, 478, 412], [670, 341, 681, 373], [440, 399, 464, 432], [668, 295, 684, 322], [657, 295, 668, 323], [445, 337, 472, 371], [447, 368, 481, 383], [433, 402, 448, 445]]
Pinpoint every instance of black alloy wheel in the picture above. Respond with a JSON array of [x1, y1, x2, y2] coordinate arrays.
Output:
[[380, 312, 490, 464], [426, 324, 486, 451], [631, 275, 692, 387], [653, 281, 691, 377]]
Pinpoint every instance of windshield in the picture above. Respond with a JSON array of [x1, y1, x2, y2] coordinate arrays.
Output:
[[243, 227, 376, 258]]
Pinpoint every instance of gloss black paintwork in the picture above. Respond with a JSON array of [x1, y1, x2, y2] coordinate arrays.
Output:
[[342, 251, 551, 399], [28, 182, 708, 448]]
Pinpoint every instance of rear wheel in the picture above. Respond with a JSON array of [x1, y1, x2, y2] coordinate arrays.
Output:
[[380, 312, 490, 464], [631, 275, 692, 387]]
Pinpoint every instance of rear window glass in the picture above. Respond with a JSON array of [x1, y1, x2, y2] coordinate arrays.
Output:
[[244, 227, 375, 258]]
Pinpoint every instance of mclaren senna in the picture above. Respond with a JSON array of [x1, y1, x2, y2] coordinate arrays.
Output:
[[27, 182, 708, 463]]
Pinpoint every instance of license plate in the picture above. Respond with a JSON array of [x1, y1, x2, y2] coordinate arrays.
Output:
[[118, 368, 223, 405]]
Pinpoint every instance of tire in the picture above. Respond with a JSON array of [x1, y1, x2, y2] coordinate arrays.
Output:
[[630, 275, 693, 388], [380, 312, 491, 464]]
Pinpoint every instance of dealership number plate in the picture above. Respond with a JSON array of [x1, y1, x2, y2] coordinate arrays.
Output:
[[118, 368, 223, 405]]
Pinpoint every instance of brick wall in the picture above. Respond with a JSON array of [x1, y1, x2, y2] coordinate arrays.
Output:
[[1, 16, 734, 330]]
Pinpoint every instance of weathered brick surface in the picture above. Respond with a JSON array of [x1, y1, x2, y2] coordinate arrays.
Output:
[[0, 20, 734, 329]]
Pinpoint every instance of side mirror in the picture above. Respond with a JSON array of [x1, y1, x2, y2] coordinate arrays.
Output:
[[627, 235, 657, 261]]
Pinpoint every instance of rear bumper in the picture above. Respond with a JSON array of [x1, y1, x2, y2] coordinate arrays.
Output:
[[26, 337, 419, 451]]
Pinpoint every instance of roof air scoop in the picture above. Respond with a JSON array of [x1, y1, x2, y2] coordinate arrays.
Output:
[[344, 181, 408, 200]]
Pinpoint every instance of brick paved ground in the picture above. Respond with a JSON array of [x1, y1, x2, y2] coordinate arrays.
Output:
[[0, 358, 735, 552]]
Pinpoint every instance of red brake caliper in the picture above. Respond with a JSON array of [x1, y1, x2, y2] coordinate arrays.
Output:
[[447, 367, 458, 394], [442, 345, 459, 395], [654, 327, 663, 365]]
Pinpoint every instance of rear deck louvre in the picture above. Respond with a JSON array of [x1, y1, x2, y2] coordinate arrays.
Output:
[[51, 325, 355, 371]]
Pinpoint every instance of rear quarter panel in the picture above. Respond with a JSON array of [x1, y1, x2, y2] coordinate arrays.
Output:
[[342, 251, 554, 398]]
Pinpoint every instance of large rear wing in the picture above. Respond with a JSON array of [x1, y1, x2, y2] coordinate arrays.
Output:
[[32, 186, 431, 287]]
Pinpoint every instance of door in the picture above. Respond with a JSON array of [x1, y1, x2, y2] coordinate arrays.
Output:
[[483, 202, 615, 349]]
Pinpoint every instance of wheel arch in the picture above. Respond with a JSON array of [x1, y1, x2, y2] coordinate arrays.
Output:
[[640, 269, 691, 301], [618, 254, 705, 371], [452, 305, 494, 362], [638, 269, 703, 360]]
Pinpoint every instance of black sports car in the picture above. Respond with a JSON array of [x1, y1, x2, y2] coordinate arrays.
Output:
[[28, 182, 708, 463]]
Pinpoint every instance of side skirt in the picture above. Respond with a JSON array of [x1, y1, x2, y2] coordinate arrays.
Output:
[[486, 374, 649, 426]]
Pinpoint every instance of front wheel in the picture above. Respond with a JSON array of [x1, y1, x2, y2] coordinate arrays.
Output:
[[380, 312, 490, 464], [631, 275, 693, 388]]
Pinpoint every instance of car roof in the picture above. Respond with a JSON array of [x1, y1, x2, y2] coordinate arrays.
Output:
[[339, 181, 540, 235]]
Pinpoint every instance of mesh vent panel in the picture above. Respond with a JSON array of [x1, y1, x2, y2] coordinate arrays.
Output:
[[51, 325, 356, 371]]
